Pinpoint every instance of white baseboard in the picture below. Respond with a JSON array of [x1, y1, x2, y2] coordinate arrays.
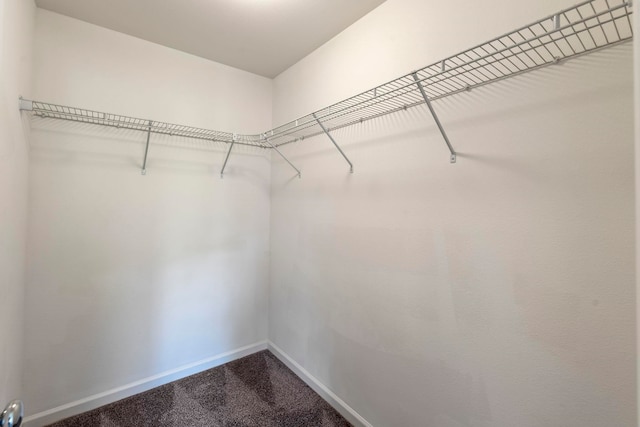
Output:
[[267, 341, 373, 427], [24, 340, 268, 427]]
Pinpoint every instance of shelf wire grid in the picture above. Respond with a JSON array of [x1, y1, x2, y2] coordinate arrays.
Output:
[[268, 0, 633, 147], [27, 101, 267, 148], [21, 0, 633, 151]]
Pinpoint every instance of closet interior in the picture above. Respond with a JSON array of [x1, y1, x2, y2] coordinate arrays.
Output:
[[0, 0, 636, 426]]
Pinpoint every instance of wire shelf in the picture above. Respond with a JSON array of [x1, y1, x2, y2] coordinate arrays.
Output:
[[26, 101, 266, 148], [268, 0, 633, 147], [21, 0, 633, 156]]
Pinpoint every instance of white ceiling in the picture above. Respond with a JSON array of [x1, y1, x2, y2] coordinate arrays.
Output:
[[35, 0, 387, 78]]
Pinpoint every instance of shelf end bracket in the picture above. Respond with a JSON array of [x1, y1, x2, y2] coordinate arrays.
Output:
[[412, 72, 457, 164], [19, 97, 33, 111], [312, 113, 354, 173]]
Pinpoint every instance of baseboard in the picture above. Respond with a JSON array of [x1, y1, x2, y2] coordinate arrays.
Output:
[[24, 340, 268, 427], [267, 341, 373, 427]]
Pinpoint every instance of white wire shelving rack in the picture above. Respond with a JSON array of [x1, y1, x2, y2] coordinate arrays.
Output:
[[18, 99, 266, 175], [20, 0, 634, 177]]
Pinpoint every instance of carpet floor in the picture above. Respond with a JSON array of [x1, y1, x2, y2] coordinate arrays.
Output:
[[47, 350, 352, 427]]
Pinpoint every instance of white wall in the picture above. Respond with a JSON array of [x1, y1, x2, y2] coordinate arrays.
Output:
[[0, 0, 34, 408], [635, 3, 640, 426], [24, 9, 273, 420], [270, 0, 636, 426]]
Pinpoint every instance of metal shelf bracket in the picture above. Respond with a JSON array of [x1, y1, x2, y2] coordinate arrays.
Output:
[[312, 113, 354, 173], [412, 73, 457, 163], [262, 134, 301, 178], [18, 97, 33, 111], [220, 134, 237, 178], [141, 120, 152, 175]]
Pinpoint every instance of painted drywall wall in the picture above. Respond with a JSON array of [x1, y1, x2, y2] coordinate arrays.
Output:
[[24, 9, 273, 419], [635, 4, 640, 426], [270, 0, 636, 426], [0, 0, 34, 408]]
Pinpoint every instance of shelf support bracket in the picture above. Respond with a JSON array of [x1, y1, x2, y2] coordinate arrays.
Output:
[[220, 134, 237, 178], [412, 72, 457, 163], [262, 135, 301, 178], [141, 120, 152, 175], [19, 97, 33, 111], [312, 113, 353, 173]]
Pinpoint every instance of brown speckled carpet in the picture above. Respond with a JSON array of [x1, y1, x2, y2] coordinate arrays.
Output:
[[47, 350, 351, 427]]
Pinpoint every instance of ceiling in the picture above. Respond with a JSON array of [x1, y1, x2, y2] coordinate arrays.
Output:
[[35, 0, 387, 78]]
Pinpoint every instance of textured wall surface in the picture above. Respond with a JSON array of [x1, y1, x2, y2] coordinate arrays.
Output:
[[270, 0, 636, 425], [24, 9, 273, 417], [0, 0, 34, 408]]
